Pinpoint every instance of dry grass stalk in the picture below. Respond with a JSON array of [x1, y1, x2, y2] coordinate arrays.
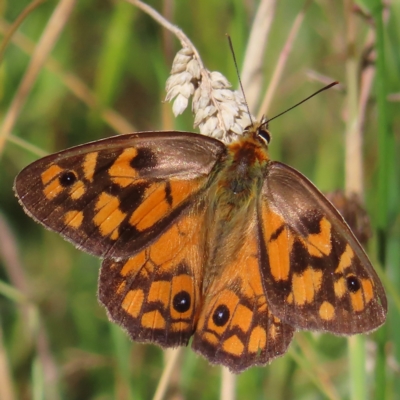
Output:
[[0, 326, 15, 400], [0, 18, 135, 140], [220, 367, 236, 400], [0, 0, 46, 64], [240, 0, 277, 111], [257, 1, 310, 120], [152, 348, 182, 400], [0, 0, 77, 156], [0, 213, 61, 400]]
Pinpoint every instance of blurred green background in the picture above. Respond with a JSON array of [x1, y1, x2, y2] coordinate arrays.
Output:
[[0, 0, 399, 399]]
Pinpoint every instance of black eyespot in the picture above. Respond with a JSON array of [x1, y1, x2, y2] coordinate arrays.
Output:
[[346, 275, 361, 293], [59, 171, 77, 187], [212, 304, 230, 327], [172, 291, 191, 313]]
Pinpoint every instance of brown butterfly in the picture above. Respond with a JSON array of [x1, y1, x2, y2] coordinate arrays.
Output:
[[14, 120, 387, 373]]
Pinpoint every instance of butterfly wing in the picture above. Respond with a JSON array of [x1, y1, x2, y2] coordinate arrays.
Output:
[[14, 131, 225, 259], [260, 161, 387, 334], [192, 212, 294, 373], [99, 202, 206, 347]]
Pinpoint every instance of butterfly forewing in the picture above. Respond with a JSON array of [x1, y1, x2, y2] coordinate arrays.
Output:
[[260, 161, 387, 334], [14, 132, 225, 259]]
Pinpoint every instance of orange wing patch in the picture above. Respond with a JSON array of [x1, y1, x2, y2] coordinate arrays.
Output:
[[291, 267, 323, 306], [303, 217, 332, 257], [260, 203, 293, 282], [98, 209, 205, 347], [64, 210, 84, 229], [108, 148, 140, 187], [82, 152, 98, 182], [128, 179, 203, 232], [93, 193, 127, 240]]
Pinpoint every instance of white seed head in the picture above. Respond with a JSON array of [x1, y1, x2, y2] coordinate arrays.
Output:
[[210, 71, 231, 89], [187, 59, 201, 79], [165, 45, 256, 143], [172, 94, 189, 116]]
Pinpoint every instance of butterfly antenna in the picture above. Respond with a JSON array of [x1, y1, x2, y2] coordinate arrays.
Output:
[[227, 35, 254, 126], [266, 81, 339, 124]]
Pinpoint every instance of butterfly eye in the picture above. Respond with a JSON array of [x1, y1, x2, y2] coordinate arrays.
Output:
[[173, 291, 191, 313], [59, 171, 78, 187], [212, 304, 230, 326], [258, 127, 271, 143], [346, 275, 361, 293]]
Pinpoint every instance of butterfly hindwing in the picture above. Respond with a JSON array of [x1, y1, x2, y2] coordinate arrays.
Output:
[[99, 204, 206, 347], [14, 131, 225, 259], [192, 212, 294, 373], [260, 161, 387, 334]]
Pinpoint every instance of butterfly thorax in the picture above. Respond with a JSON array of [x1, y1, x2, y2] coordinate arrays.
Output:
[[214, 132, 270, 216]]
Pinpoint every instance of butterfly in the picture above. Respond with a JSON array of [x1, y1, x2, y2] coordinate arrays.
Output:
[[14, 120, 387, 373]]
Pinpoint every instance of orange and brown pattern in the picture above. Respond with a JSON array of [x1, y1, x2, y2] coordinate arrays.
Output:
[[14, 123, 387, 373], [99, 208, 205, 347], [193, 219, 294, 372], [259, 162, 386, 334], [15, 132, 225, 258]]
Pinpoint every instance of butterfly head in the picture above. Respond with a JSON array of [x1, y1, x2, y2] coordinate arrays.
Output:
[[243, 116, 271, 146]]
